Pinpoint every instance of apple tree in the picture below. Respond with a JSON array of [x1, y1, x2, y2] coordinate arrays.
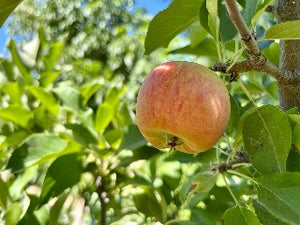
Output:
[[1, 0, 300, 224]]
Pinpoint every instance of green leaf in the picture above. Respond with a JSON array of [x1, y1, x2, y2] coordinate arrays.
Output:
[[95, 87, 125, 133], [199, 0, 209, 33], [192, 171, 218, 193], [133, 186, 167, 222], [42, 42, 63, 72], [242, 105, 291, 174], [9, 166, 37, 201], [53, 86, 83, 113], [4, 202, 23, 225], [264, 21, 300, 40], [28, 86, 59, 115], [0, 105, 33, 128], [189, 21, 208, 48], [169, 38, 218, 58], [286, 150, 300, 172], [223, 206, 261, 225], [1, 82, 23, 104], [145, 0, 203, 54], [257, 172, 300, 225], [6, 133, 70, 172], [49, 192, 69, 225], [252, 0, 274, 25], [3, 130, 29, 148], [119, 125, 147, 150], [206, 0, 218, 16], [8, 39, 32, 83], [0, 176, 8, 209], [0, 0, 23, 27], [40, 153, 83, 205], [18, 194, 49, 225], [242, 0, 258, 26], [65, 123, 98, 146], [227, 96, 240, 135], [95, 103, 114, 134], [115, 102, 134, 127], [219, 1, 236, 41], [288, 114, 300, 150], [0, 57, 15, 81], [105, 86, 126, 105], [262, 42, 279, 66], [79, 83, 102, 106], [253, 200, 288, 225], [39, 71, 60, 87], [181, 171, 217, 202]]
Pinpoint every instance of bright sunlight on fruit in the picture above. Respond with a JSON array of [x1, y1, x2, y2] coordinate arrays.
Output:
[[136, 61, 231, 154]]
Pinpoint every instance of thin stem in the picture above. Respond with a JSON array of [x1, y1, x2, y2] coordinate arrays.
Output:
[[222, 175, 240, 206], [224, 0, 259, 55], [237, 78, 258, 108], [227, 169, 259, 185], [212, 0, 286, 81], [226, 144, 240, 164], [231, 163, 252, 169]]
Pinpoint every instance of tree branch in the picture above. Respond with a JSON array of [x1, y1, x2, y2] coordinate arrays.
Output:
[[212, 0, 287, 82], [224, 0, 260, 55]]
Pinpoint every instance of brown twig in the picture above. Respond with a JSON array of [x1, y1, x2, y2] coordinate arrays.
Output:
[[212, 0, 286, 81]]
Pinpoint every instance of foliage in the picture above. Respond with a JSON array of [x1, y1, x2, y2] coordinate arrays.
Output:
[[1, 0, 300, 224]]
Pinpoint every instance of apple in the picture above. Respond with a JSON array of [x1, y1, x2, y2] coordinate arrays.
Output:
[[136, 61, 230, 154]]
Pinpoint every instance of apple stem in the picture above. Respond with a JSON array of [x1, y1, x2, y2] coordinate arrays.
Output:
[[166, 134, 182, 151]]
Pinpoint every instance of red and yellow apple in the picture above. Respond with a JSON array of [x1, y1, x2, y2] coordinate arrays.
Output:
[[136, 61, 230, 154]]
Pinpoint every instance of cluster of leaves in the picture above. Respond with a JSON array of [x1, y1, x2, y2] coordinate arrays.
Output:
[[0, 0, 189, 224], [143, 0, 300, 224]]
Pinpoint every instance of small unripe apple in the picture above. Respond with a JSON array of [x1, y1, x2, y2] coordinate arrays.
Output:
[[136, 61, 230, 154]]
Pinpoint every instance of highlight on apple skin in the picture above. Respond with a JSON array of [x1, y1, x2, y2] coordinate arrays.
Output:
[[136, 61, 231, 154]]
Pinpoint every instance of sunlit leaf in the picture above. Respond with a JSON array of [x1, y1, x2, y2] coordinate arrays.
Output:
[[0, 0, 23, 27], [53, 86, 83, 113], [169, 38, 218, 58], [8, 39, 32, 83], [6, 134, 70, 172], [95, 103, 114, 134], [28, 86, 59, 115], [264, 21, 300, 40], [95, 87, 125, 133], [0, 105, 33, 128], [9, 166, 37, 200], [0, 176, 8, 209], [4, 202, 22, 225], [42, 42, 63, 72], [79, 83, 102, 106], [145, 0, 204, 54], [1, 82, 23, 105], [39, 71, 60, 87]]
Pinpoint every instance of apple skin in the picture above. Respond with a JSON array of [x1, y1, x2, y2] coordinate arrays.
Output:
[[136, 61, 230, 154]]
